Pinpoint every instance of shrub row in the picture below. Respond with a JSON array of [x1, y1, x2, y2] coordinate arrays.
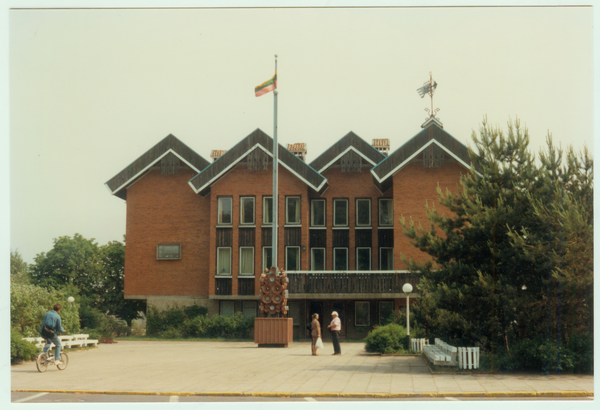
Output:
[[146, 305, 253, 339]]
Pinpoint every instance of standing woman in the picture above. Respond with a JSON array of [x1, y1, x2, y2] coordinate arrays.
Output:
[[311, 313, 321, 356]]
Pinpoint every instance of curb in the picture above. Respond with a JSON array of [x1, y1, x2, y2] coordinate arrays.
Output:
[[13, 389, 594, 399]]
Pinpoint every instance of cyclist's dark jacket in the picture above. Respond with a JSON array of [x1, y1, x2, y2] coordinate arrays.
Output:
[[39, 311, 65, 336]]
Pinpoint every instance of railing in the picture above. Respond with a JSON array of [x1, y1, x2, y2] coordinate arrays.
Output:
[[238, 278, 255, 295], [215, 278, 232, 295], [286, 271, 420, 294]]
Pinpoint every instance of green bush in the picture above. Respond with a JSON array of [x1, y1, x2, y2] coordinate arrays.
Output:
[[11, 328, 40, 364], [480, 333, 594, 374], [184, 305, 208, 319], [10, 281, 80, 337], [365, 323, 408, 354]]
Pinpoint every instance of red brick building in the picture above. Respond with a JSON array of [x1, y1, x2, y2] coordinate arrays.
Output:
[[105, 117, 473, 339]]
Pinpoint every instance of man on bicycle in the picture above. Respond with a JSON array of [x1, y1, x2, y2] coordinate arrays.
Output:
[[39, 304, 65, 365]]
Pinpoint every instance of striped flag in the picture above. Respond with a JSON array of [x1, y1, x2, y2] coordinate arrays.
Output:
[[255, 71, 277, 97], [417, 81, 437, 98]]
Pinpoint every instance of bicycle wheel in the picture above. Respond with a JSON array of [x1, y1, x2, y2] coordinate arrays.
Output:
[[57, 352, 68, 370], [36, 353, 48, 373]]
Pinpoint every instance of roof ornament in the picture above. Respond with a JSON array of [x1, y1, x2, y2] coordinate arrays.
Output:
[[417, 72, 440, 121]]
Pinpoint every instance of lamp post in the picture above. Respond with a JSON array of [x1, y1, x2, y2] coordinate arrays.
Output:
[[68, 296, 75, 304], [402, 283, 413, 335]]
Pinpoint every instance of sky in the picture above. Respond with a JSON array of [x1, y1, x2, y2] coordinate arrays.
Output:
[[6, 3, 595, 267]]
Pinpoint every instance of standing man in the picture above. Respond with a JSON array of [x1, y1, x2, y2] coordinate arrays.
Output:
[[327, 311, 342, 356], [39, 304, 65, 365]]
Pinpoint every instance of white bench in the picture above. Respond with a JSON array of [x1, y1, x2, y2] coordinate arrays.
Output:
[[23, 334, 98, 349], [423, 338, 458, 366], [458, 347, 480, 369], [410, 338, 430, 352]]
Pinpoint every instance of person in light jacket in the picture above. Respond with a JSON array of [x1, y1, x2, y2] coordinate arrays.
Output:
[[327, 311, 342, 355], [39, 304, 66, 365], [311, 313, 322, 356]]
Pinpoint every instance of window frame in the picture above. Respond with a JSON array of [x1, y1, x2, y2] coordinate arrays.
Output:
[[217, 196, 233, 225], [286, 196, 301, 225], [380, 247, 394, 270], [242, 301, 258, 319], [356, 247, 371, 271], [310, 199, 326, 227], [285, 246, 301, 271], [356, 198, 371, 227], [379, 198, 393, 226], [216, 247, 232, 276], [333, 199, 349, 227], [355, 301, 370, 326], [219, 301, 235, 317], [239, 246, 255, 276], [156, 244, 181, 260], [310, 247, 326, 271], [263, 196, 273, 225], [333, 247, 348, 271], [262, 246, 273, 273], [240, 196, 255, 225]]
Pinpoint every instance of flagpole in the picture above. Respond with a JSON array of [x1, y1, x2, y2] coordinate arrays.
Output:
[[272, 54, 279, 272]]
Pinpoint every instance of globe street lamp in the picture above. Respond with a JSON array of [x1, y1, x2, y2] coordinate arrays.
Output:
[[402, 283, 413, 335], [68, 296, 75, 304]]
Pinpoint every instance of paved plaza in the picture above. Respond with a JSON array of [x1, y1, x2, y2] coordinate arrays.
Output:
[[11, 340, 594, 398]]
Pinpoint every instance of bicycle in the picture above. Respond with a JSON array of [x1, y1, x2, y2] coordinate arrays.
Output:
[[36, 350, 68, 373]]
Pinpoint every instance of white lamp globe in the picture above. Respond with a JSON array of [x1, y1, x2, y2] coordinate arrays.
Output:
[[402, 283, 413, 294], [68, 296, 75, 303]]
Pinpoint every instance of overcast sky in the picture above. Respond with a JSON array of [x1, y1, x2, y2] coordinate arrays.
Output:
[[7, 3, 595, 265]]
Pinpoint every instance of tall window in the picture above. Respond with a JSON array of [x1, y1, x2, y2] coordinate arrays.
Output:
[[379, 198, 393, 226], [243, 301, 257, 319], [356, 247, 371, 271], [218, 197, 232, 225], [220, 301, 235, 317], [216, 247, 231, 275], [333, 199, 348, 226], [380, 248, 394, 270], [333, 248, 348, 271], [311, 199, 325, 227], [379, 301, 394, 325], [263, 196, 273, 225], [239, 247, 254, 275], [356, 199, 371, 226], [311, 248, 325, 271], [262, 247, 273, 272], [355, 301, 370, 326], [157, 244, 181, 260], [286, 246, 300, 271], [286, 197, 301, 224], [240, 197, 255, 225]]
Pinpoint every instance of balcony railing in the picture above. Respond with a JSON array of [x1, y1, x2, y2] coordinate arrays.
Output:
[[287, 271, 420, 294]]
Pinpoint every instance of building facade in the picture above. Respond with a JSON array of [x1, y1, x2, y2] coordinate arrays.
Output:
[[105, 117, 473, 340]]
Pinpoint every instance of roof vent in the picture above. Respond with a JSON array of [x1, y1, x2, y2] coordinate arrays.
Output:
[[210, 150, 226, 162], [372, 139, 390, 156], [287, 143, 307, 161]]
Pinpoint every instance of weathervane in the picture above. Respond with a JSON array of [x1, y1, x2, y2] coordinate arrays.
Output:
[[417, 72, 440, 120]]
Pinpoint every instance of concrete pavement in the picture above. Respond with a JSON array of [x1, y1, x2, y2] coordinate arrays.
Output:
[[11, 340, 594, 399]]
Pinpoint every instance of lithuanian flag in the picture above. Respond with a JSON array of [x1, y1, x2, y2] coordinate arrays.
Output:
[[255, 72, 277, 97]]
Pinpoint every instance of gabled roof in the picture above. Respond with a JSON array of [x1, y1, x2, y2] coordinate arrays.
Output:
[[309, 131, 386, 173], [105, 134, 210, 200], [371, 121, 475, 193], [188, 129, 328, 197]]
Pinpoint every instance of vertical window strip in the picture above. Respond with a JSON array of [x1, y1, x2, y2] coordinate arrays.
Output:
[[239, 247, 254, 275]]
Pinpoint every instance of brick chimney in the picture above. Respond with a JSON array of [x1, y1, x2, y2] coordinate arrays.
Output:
[[287, 143, 307, 161], [210, 150, 226, 162], [372, 139, 390, 156]]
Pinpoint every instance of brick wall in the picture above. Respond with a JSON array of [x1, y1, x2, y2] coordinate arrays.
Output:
[[124, 167, 210, 297], [314, 166, 392, 270], [392, 161, 466, 269]]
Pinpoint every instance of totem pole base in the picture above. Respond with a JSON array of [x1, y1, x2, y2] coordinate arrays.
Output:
[[254, 317, 293, 347]]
